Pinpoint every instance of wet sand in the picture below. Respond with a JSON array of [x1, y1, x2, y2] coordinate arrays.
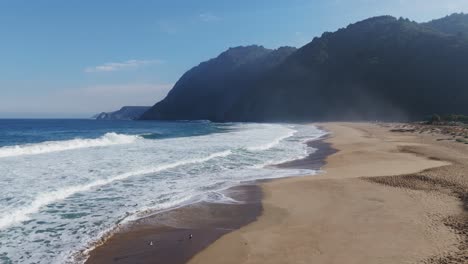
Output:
[[84, 185, 262, 264], [276, 134, 336, 170], [189, 123, 468, 264], [84, 135, 331, 264], [86, 123, 468, 263]]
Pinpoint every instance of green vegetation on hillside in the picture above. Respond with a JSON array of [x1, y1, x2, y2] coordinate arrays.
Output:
[[427, 114, 468, 124], [142, 14, 468, 122]]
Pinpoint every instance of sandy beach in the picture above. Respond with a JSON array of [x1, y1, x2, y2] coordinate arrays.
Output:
[[189, 123, 468, 264], [86, 122, 468, 263]]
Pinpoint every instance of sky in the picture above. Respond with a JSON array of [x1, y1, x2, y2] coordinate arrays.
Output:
[[1, 0, 468, 118]]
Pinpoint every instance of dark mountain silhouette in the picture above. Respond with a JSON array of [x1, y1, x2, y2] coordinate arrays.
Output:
[[142, 14, 468, 122], [94, 106, 151, 120], [140, 45, 296, 121], [424, 13, 468, 36]]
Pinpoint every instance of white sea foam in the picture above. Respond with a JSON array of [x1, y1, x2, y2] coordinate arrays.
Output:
[[0, 150, 232, 230], [0, 123, 327, 264], [246, 127, 297, 151], [0, 132, 139, 158], [251, 132, 326, 169], [203, 191, 241, 204]]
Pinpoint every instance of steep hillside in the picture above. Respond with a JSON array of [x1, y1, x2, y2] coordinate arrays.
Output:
[[143, 14, 468, 122], [226, 15, 468, 121], [140, 46, 296, 121]]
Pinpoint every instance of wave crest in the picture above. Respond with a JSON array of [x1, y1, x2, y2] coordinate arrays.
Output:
[[0, 149, 232, 230], [0, 132, 139, 158], [246, 128, 297, 151]]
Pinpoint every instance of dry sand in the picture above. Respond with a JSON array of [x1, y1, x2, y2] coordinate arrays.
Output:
[[85, 136, 334, 264], [188, 123, 468, 264]]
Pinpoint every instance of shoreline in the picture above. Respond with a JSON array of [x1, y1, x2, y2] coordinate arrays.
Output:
[[276, 133, 336, 170], [85, 122, 468, 263], [189, 122, 468, 263], [84, 128, 331, 263], [84, 184, 263, 264]]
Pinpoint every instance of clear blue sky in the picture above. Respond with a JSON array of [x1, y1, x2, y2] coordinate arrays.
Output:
[[1, 0, 467, 118]]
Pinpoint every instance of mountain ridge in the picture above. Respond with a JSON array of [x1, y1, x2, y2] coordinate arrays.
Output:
[[142, 13, 468, 122], [140, 45, 296, 121]]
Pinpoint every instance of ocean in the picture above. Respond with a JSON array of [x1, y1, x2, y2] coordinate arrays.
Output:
[[0, 119, 326, 263]]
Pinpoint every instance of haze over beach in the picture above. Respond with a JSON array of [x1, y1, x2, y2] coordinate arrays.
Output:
[[1, 1, 468, 264]]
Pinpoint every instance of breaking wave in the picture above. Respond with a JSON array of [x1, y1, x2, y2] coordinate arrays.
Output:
[[0, 133, 139, 158], [246, 127, 297, 151], [0, 149, 232, 230]]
